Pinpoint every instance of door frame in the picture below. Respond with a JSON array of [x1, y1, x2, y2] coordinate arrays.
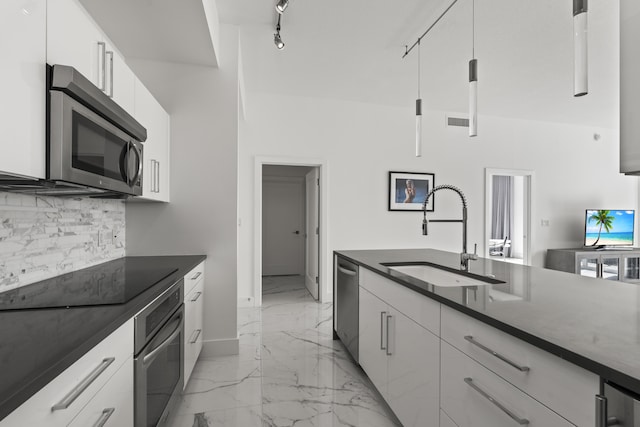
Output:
[[254, 157, 328, 306], [484, 168, 535, 265]]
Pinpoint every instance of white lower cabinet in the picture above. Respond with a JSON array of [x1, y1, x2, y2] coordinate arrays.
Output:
[[441, 306, 598, 427], [359, 286, 439, 427], [0, 319, 133, 427], [184, 277, 204, 387], [67, 358, 133, 427], [441, 340, 574, 427]]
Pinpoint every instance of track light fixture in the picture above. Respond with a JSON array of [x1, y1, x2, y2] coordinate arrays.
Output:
[[276, 0, 289, 14], [274, 15, 285, 50], [415, 41, 423, 157]]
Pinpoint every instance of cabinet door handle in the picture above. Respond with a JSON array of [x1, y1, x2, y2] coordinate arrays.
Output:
[[93, 408, 116, 427], [385, 315, 393, 356], [51, 357, 115, 411], [190, 272, 202, 281], [464, 335, 530, 372], [189, 329, 202, 344], [106, 51, 114, 98], [464, 378, 530, 425], [380, 311, 387, 350], [190, 291, 202, 302], [156, 161, 160, 194], [97, 42, 106, 91]]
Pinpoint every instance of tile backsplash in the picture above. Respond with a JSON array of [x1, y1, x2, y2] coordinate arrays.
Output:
[[0, 192, 125, 292]]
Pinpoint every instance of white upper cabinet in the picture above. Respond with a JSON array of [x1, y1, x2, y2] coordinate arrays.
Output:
[[47, 0, 103, 87], [104, 38, 135, 115], [133, 79, 170, 202], [0, 0, 46, 179], [47, 0, 135, 116]]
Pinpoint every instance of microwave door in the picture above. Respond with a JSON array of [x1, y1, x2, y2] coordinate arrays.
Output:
[[49, 91, 142, 195]]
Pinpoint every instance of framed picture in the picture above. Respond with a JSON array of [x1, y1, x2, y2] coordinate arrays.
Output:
[[388, 171, 435, 211]]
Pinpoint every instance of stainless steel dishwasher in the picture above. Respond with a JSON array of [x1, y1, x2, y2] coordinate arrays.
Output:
[[334, 256, 359, 362], [597, 382, 640, 426]]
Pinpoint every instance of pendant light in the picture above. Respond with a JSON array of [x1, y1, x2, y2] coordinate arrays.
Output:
[[415, 41, 423, 157], [275, 0, 289, 14], [573, 0, 588, 96], [468, 0, 478, 137]]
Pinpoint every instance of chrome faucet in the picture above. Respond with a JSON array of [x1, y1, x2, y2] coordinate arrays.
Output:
[[422, 184, 477, 271]]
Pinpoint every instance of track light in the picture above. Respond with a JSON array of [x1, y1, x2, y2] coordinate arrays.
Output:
[[274, 15, 285, 50], [274, 32, 285, 50], [276, 0, 289, 14], [573, 0, 588, 96]]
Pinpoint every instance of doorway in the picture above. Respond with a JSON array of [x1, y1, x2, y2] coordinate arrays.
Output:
[[485, 168, 534, 265], [257, 160, 324, 306]]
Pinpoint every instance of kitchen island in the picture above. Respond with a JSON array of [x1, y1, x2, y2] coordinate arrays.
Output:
[[335, 248, 640, 427]]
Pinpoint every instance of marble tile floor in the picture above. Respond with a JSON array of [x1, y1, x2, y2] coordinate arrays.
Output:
[[166, 275, 400, 427]]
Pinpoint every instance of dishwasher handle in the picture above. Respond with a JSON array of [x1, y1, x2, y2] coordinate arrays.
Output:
[[338, 265, 357, 276]]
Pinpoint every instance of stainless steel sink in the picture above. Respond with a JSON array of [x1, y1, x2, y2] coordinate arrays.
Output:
[[383, 263, 503, 287]]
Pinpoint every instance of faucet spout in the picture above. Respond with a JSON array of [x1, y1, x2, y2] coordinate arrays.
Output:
[[421, 184, 477, 270]]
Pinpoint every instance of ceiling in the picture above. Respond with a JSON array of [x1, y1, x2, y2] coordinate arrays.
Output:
[[79, 0, 219, 66], [218, 0, 619, 128], [81, 0, 619, 128]]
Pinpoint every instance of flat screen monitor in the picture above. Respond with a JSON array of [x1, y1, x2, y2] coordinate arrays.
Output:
[[585, 209, 635, 247]]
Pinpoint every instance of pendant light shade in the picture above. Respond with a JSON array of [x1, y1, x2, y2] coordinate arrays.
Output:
[[573, 0, 588, 97], [415, 42, 422, 157], [469, 59, 478, 137], [416, 99, 422, 157]]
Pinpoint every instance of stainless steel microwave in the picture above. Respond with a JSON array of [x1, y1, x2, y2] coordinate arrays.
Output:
[[47, 64, 146, 197]]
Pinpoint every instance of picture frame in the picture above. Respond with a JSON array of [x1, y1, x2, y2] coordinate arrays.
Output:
[[388, 171, 435, 212]]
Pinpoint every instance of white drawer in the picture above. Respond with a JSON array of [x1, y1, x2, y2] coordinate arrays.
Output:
[[68, 357, 133, 427], [1, 319, 133, 427], [184, 279, 204, 388], [184, 261, 205, 295], [360, 269, 440, 336], [441, 306, 597, 427], [441, 341, 575, 427]]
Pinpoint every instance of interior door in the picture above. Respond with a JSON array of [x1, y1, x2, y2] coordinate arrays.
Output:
[[305, 168, 320, 299], [262, 177, 305, 276]]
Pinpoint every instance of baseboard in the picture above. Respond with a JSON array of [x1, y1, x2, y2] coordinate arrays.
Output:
[[237, 296, 255, 308], [200, 337, 240, 358]]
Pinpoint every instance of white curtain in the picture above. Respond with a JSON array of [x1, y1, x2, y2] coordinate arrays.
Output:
[[491, 176, 514, 257]]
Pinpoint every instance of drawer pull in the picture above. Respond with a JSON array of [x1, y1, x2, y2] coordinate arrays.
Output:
[[464, 335, 530, 372], [191, 291, 203, 302], [189, 329, 202, 344], [93, 408, 115, 427], [51, 357, 115, 411], [386, 315, 393, 356], [190, 272, 202, 281], [464, 377, 530, 425], [380, 311, 387, 350]]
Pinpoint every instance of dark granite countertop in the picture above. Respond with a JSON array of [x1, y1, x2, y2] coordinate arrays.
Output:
[[336, 248, 640, 393], [0, 255, 206, 422]]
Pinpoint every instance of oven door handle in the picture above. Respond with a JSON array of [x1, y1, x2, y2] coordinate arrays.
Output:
[[142, 313, 183, 367]]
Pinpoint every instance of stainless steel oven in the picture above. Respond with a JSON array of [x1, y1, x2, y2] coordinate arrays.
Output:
[[48, 64, 146, 196], [134, 279, 184, 427]]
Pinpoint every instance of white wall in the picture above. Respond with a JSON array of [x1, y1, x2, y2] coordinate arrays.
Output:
[[237, 92, 638, 303], [126, 26, 239, 355]]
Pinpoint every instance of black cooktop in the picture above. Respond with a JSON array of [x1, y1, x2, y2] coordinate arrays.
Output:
[[0, 258, 178, 311]]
